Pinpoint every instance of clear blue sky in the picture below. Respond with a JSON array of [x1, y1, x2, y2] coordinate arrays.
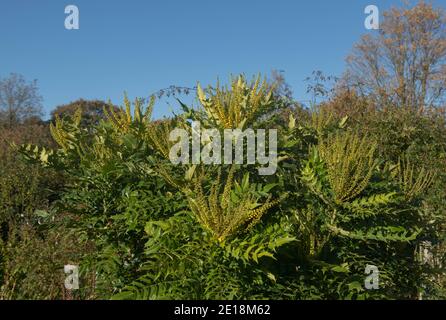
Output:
[[1, 0, 445, 119]]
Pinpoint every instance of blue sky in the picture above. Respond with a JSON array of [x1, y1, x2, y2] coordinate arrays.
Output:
[[1, 0, 445, 119]]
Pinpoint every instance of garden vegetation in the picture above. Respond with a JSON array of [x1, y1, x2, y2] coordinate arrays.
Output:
[[0, 2, 445, 300]]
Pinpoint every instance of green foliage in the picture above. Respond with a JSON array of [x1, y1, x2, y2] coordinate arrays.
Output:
[[3, 73, 445, 300], [0, 123, 71, 299]]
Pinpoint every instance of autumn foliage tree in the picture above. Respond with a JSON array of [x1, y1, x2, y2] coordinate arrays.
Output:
[[344, 2, 446, 109]]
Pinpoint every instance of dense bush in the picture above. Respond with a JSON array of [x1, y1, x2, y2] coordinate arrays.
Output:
[[0, 123, 85, 299], [6, 75, 444, 300]]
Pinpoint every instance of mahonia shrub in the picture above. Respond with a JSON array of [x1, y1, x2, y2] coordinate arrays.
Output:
[[13, 74, 445, 299]]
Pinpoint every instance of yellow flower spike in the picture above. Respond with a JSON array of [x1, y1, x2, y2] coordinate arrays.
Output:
[[318, 131, 377, 203], [186, 165, 282, 241], [194, 74, 273, 129], [197, 83, 207, 104]]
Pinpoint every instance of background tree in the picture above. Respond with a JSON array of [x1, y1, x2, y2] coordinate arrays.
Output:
[[0, 73, 43, 127], [51, 99, 120, 129], [343, 2, 446, 109]]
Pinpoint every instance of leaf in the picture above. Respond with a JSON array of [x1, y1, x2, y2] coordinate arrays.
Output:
[[242, 173, 250, 191], [40, 149, 49, 163], [266, 272, 277, 283], [237, 118, 247, 130], [348, 281, 363, 291], [262, 183, 278, 193], [111, 291, 135, 300], [288, 114, 296, 130], [331, 263, 350, 273], [339, 116, 348, 128], [185, 165, 196, 181], [34, 210, 49, 218]]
